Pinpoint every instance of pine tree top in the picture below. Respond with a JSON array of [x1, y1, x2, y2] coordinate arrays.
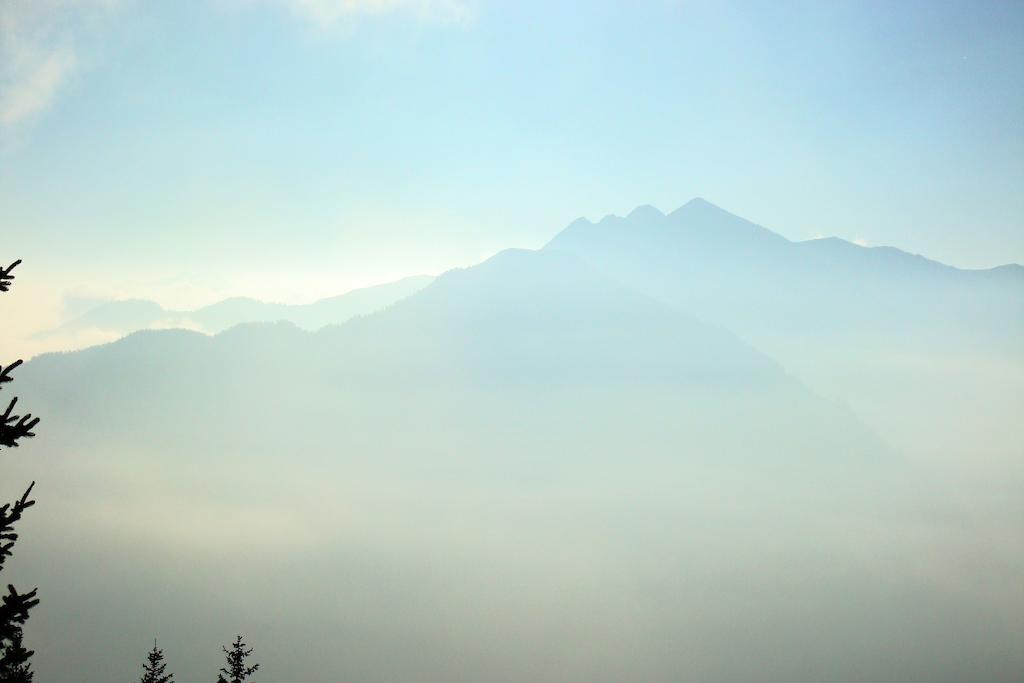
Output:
[[218, 635, 259, 683], [140, 640, 173, 683]]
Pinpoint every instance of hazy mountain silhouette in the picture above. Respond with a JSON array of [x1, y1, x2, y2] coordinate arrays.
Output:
[[546, 198, 1024, 463], [546, 198, 1023, 343], [21, 248, 885, 474], [8, 218, 1022, 682], [35, 274, 433, 341]]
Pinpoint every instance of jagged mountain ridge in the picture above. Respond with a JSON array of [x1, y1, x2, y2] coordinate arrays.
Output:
[[545, 198, 1024, 340], [544, 198, 1024, 463]]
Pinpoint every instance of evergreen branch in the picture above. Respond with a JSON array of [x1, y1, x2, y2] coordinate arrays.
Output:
[[0, 484, 36, 570], [0, 260, 20, 293], [0, 361, 22, 393], [0, 399, 39, 450], [0, 627, 34, 679], [0, 585, 39, 628]]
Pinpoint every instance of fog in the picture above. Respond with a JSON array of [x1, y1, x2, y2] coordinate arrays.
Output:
[[5, 218, 1023, 680]]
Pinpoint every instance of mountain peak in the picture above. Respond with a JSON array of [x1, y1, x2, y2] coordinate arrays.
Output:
[[681, 196, 715, 208], [667, 198, 790, 246], [544, 197, 788, 252], [627, 204, 665, 221], [670, 196, 737, 219]]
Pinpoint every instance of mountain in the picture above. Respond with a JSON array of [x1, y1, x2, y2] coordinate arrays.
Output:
[[545, 199, 1024, 464], [34, 274, 433, 341], [546, 198, 1023, 343], [190, 274, 434, 332], [10, 247, 1019, 682], [22, 248, 883, 471]]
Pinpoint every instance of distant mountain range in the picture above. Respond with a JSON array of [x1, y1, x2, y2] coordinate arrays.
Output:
[[545, 198, 1024, 460], [35, 274, 434, 339], [12, 199, 1023, 682], [38, 198, 1023, 358], [25, 198, 1023, 464], [547, 198, 1023, 346], [22, 246, 882, 471]]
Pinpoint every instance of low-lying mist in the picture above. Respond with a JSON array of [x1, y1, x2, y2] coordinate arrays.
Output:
[[5, 209, 1023, 681]]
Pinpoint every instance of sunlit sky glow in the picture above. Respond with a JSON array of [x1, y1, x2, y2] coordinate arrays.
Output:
[[2, 0, 1022, 352]]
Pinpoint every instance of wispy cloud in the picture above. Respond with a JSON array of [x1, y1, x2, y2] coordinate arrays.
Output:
[[0, 0, 119, 130], [245, 0, 475, 28], [0, 44, 76, 127], [0, 0, 472, 131]]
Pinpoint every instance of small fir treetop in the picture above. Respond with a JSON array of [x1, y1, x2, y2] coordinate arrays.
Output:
[[216, 636, 259, 683], [140, 640, 173, 683]]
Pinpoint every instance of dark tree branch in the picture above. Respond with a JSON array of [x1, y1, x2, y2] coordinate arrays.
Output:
[[0, 361, 23, 394], [0, 627, 34, 679], [0, 399, 39, 450], [0, 260, 19, 293], [0, 484, 36, 570], [0, 259, 36, 681], [0, 586, 38, 628]]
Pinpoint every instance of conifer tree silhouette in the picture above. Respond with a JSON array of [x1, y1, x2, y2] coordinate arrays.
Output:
[[0, 259, 39, 683], [139, 640, 174, 683], [216, 636, 259, 683]]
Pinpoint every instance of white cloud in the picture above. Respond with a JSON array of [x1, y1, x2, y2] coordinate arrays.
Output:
[[0, 0, 120, 129], [0, 0, 471, 131], [0, 47, 76, 126], [248, 0, 474, 28]]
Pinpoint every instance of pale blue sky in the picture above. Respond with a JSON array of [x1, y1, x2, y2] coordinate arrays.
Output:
[[1, 0, 1022, 314]]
